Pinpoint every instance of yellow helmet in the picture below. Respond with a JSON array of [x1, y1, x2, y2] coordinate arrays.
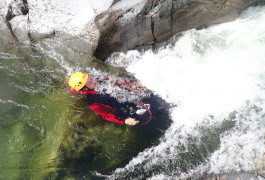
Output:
[[68, 72, 89, 91]]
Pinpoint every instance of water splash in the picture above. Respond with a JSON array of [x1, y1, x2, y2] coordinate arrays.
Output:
[[105, 5, 265, 179], [36, 39, 150, 102], [0, 99, 30, 108]]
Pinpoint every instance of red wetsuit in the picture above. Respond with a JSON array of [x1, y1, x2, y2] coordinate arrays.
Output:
[[69, 79, 138, 124]]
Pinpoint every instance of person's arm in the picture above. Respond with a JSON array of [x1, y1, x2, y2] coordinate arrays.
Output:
[[104, 76, 144, 88], [89, 103, 125, 124], [89, 103, 139, 125]]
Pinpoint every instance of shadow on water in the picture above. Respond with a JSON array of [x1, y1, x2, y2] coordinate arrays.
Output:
[[50, 93, 173, 179]]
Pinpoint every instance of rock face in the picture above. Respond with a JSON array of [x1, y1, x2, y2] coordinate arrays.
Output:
[[0, 0, 29, 43], [0, 0, 113, 54], [0, 0, 264, 58], [94, 0, 265, 60], [0, 16, 13, 43]]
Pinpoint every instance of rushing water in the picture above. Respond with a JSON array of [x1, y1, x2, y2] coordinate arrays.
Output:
[[105, 5, 265, 179], [1, 4, 265, 180]]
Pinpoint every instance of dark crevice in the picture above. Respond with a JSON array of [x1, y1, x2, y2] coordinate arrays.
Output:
[[151, 16, 156, 43], [5, 0, 29, 21], [170, 0, 173, 37], [256, 172, 265, 179], [22, 0, 29, 15], [150, 0, 157, 45], [26, 7, 35, 43], [151, 0, 155, 9], [5, 5, 15, 21]]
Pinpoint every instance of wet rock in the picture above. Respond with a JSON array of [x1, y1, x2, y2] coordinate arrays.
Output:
[[10, 15, 30, 43], [26, 0, 100, 54], [5, 0, 28, 21], [0, 0, 29, 43], [0, 16, 14, 42], [54, 31, 94, 53], [0, 5, 8, 17], [94, 8, 135, 59], [0, 0, 109, 54], [1, 0, 265, 58], [152, 0, 172, 42], [94, 0, 265, 60]]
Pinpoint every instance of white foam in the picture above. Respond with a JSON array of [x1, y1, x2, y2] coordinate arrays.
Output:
[[88, 0, 113, 14], [108, 5, 265, 178], [0, 99, 30, 108], [111, 0, 146, 10]]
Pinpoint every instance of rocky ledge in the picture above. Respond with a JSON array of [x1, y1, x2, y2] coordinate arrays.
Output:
[[0, 0, 264, 59], [94, 0, 265, 59]]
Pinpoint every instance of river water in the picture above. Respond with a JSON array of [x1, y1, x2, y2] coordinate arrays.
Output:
[[107, 5, 265, 179], [1, 5, 265, 180]]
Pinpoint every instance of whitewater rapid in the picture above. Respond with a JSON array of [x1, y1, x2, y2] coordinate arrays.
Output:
[[106, 5, 265, 179]]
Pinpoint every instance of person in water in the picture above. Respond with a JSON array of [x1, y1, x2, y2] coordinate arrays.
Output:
[[68, 72, 147, 126]]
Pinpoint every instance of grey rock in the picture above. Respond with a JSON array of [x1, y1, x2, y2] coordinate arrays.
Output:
[[0, 0, 102, 54], [5, 0, 28, 20], [11, 0, 28, 16], [55, 31, 94, 54], [0, 1, 7, 16], [152, 0, 173, 42], [0, 0, 29, 43], [29, 29, 55, 40], [1, 0, 264, 59], [10, 15, 30, 43], [94, 8, 150, 59], [94, 0, 265, 60], [95, 9, 127, 33], [0, 16, 15, 43]]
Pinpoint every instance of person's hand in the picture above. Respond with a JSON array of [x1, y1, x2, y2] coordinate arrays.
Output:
[[125, 118, 139, 126]]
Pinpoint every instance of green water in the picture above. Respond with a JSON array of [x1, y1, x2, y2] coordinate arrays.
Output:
[[0, 43, 69, 179], [0, 42, 171, 179]]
